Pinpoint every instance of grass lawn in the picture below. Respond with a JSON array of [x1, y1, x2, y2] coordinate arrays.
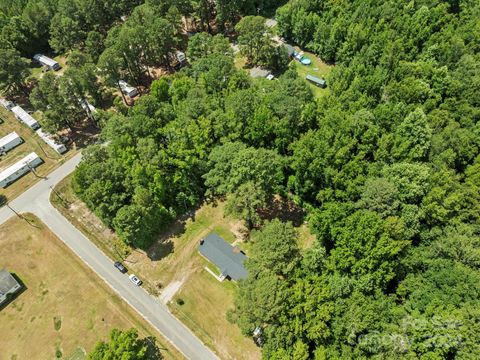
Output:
[[290, 47, 333, 98], [0, 215, 182, 360], [170, 269, 260, 360], [0, 107, 78, 201]]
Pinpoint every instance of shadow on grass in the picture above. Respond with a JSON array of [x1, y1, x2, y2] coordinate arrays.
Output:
[[145, 205, 201, 262], [0, 272, 27, 312], [258, 196, 305, 227]]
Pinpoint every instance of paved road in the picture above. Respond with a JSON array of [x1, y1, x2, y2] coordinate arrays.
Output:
[[0, 153, 219, 360]]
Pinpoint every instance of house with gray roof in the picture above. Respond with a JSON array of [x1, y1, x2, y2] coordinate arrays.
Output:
[[198, 233, 248, 281], [0, 269, 21, 305]]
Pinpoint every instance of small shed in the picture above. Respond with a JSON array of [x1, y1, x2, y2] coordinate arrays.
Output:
[[198, 233, 248, 281], [0, 269, 21, 305], [250, 67, 270, 78], [306, 74, 326, 88], [33, 54, 61, 71], [118, 80, 138, 98], [0, 132, 23, 154], [0, 152, 43, 188], [36, 129, 67, 154], [11, 106, 40, 130]]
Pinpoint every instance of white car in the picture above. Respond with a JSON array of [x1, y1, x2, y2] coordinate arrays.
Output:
[[129, 274, 142, 286]]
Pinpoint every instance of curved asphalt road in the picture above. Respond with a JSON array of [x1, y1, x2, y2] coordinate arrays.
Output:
[[0, 153, 219, 360]]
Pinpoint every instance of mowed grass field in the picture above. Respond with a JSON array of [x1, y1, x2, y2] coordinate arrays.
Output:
[[0, 106, 77, 201], [0, 215, 182, 360], [289, 46, 333, 98]]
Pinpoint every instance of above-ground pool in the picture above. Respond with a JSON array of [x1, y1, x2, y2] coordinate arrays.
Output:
[[300, 57, 312, 65]]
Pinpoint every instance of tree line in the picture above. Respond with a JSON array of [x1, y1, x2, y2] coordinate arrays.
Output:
[[2, 0, 480, 358]]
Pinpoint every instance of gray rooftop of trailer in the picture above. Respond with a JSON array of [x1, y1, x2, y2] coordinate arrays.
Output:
[[198, 233, 248, 280], [306, 74, 326, 85], [0, 269, 20, 295]]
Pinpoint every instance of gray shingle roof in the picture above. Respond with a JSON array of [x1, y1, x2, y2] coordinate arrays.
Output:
[[198, 233, 248, 281], [0, 269, 21, 303]]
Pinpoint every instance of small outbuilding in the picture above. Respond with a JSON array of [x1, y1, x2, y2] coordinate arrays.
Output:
[[0, 132, 23, 154], [198, 233, 248, 281], [0, 269, 21, 305], [119, 80, 138, 98], [306, 74, 327, 88], [36, 129, 67, 154], [33, 54, 61, 71], [0, 152, 43, 188], [11, 106, 40, 130]]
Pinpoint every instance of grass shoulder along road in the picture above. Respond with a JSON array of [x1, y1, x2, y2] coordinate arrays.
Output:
[[0, 214, 182, 360]]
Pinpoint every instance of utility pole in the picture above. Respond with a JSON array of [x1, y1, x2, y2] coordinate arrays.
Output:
[[6, 202, 40, 228], [25, 161, 46, 180], [50, 185, 69, 208]]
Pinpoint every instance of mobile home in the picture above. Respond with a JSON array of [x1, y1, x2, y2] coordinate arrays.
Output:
[[33, 54, 61, 71], [11, 106, 40, 130], [0, 152, 43, 188], [118, 80, 138, 98], [0, 132, 23, 154], [36, 129, 67, 154], [0, 98, 14, 110]]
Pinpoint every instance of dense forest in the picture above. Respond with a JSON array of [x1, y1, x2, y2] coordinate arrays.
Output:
[[2, 0, 480, 359]]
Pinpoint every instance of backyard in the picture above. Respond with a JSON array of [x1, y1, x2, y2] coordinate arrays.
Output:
[[0, 215, 181, 360]]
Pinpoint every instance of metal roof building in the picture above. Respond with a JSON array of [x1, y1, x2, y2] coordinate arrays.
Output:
[[306, 74, 327, 88], [198, 233, 248, 281], [0, 132, 23, 153], [33, 54, 61, 71], [0, 269, 21, 305], [11, 106, 40, 130], [119, 80, 138, 98], [0, 152, 43, 188], [36, 129, 67, 154]]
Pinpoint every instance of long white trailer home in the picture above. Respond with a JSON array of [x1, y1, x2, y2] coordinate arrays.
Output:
[[0, 98, 14, 110], [36, 129, 67, 154], [119, 80, 138, 98], [11, 106, 40, 130], [33, 54, 61, 71], [0, 152, 43, 188], [0, 132, 23, 153]]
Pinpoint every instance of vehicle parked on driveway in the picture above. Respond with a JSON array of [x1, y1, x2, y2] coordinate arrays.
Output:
[[114, 261, 127, 273], [129, 274, 142, 286]]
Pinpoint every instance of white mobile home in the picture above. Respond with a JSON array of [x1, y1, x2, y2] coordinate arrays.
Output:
[[0, 152, 43, 188], [11, 106, 40, 130], [118, 80, 138, 98], [0, 132, 23, 153], [36, 129, 67, 154], [0, 98, 14, 110], [33, 54, 61, 71]]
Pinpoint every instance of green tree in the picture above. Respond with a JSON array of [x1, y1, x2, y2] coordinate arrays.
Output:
[[87, 328, 162, 359], [226, 181, 267, 229], [0, 46, 29, 94], [250, 219, 300, 277], [235, 16, 276, 68]]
